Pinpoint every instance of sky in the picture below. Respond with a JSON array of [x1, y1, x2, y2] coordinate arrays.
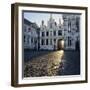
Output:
[[24, 12, 63, 27]]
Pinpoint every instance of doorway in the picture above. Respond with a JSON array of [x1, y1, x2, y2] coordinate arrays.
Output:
[[57, 39, 64, 50]]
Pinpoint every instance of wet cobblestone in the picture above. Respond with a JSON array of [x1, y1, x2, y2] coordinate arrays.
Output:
[[24, 50, 64, 77]]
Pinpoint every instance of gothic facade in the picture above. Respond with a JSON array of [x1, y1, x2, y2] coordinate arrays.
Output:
[[24, 14, 80, 50], [39, 14, 64, 50]]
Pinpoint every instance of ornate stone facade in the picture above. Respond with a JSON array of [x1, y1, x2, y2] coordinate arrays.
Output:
[[39, 14, 64, 50], [24, 14, 80, 50]]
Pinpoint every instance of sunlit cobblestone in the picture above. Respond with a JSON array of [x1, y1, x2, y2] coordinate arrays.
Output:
[[24, 50, 64, 77]]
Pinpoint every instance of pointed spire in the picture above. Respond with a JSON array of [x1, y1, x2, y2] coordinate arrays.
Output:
[[42, 20, 44, 25], [59, 18, 63, 26], [59, 18, 61, 25]]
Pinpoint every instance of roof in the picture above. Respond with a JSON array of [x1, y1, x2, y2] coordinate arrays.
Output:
[[24, 18, 39, 29], [24, 18, 32, 25]]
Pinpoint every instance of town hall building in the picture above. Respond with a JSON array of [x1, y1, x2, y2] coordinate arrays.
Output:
[[39, 14, 64, 50]]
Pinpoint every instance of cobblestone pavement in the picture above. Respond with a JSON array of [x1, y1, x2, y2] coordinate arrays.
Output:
[[24, 50, 64, 77], [60, 51, 80, 75]]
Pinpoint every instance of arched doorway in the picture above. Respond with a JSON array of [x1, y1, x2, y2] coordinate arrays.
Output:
[[57, 39, 64, 50]]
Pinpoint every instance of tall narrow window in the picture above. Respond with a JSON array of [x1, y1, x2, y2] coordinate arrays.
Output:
[[46, 39, 48, 45], [46, 31, 49, 36], [70, 39, 72, 46], [41, 39, 44, 45], [50, 39, 52, 45], [54, 39, 56, 43], [53, 31, 56, 36], [31, 38, 33, 43], [27, 35, 30, 44], [50, 31, 52, 36], [24, 35, 25, 43], [68, 37, 72, 46], [42, 32, 45, 37]]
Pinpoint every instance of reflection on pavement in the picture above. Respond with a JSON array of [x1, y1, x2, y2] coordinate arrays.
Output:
[[24, 50, 64, 77]]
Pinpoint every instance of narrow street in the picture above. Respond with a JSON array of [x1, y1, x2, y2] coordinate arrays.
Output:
[[24, 50, 80, 77]]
